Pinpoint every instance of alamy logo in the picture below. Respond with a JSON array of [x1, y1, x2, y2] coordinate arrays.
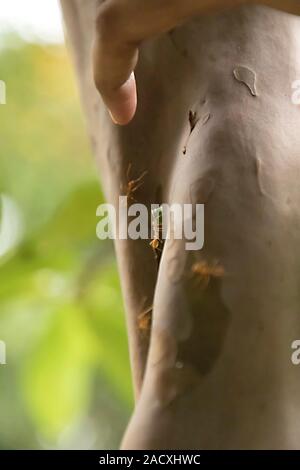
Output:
[[0, 341, 6, 365], [291, 340, 300, 365], [96, 197, 205, 251], [0, 80, 6, 105]]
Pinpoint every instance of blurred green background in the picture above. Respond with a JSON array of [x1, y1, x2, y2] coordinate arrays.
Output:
[[0, 34, 133, 449]]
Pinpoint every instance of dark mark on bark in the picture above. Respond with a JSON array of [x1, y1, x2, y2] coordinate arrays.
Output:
[[189, 110, 199, 132], [183, 111, 211, 155], [183, 111, 199, 155], [168, 29, 188, 58]]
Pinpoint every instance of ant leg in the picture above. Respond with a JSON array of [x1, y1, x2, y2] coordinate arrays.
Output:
[[127, 162, 132, 180]]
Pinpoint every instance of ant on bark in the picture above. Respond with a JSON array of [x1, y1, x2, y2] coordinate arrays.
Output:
[[191, 260, 225, 289], [138, 306, 152, 334], [150, 206, 164, 264], [123, 163, 147, 203]]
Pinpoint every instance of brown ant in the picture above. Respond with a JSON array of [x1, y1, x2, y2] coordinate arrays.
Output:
[[149, 236, 163, 265], [138, 306, 152, 333], [149, 238, 161, 251], [150, 206, 164, 264], [191, 260, 225, 289], [123, 163, 147, 203]]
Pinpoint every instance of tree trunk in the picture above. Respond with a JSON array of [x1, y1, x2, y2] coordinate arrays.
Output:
[[61, 1, 300, 449]]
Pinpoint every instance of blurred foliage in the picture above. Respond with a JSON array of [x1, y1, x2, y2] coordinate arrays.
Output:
[[0, 36, 133, 449]]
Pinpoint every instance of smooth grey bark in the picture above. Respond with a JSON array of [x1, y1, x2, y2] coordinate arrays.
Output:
[[61, 1, 300, 449]]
